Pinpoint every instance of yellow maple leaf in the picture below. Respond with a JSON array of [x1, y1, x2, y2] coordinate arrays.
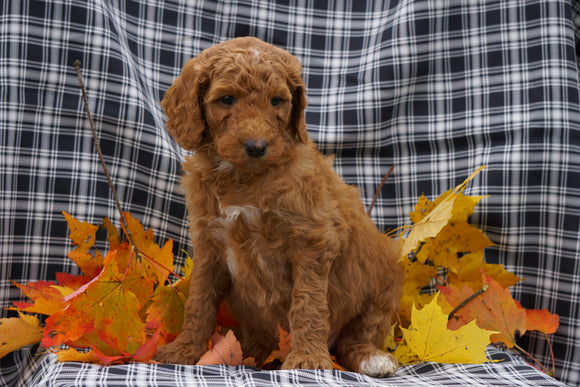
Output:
[[384, 323, 398, 352], [0, 313, 43, 359], [400, 166, 487, 259], [415, 222, 493, 270], [398, 256, 438, 325], [395, 293, 496, 364], [447, 250, 521, 290]]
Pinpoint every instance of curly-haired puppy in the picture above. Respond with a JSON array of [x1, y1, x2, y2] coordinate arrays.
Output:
[[155, 37, 403, 377]]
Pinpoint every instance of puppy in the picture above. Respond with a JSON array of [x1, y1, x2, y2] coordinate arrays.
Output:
[[155, 37, 403, 377]]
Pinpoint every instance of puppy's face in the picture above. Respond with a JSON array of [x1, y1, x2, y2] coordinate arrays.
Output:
[[163, 37, 309, 173], [202, 57, 295, 172]]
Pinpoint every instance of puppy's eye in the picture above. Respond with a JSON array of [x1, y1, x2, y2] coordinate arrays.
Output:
[[220, 96, 235, 106], [270, 96, 282, 107]]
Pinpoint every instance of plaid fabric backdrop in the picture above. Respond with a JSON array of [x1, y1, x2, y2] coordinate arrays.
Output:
[[1, 0, 579, 385]]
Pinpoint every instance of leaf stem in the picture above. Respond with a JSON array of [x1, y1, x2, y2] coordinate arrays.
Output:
[[73, 60, 134, 247], [367, 165, 394, 216], [139, 249, 183, 281], [513, 342, 552, 375], [545, 333, 556, 376], [448, 284, 489, 320]]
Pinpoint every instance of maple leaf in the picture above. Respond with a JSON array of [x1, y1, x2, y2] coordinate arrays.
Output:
[[134, 331, 165, 363], [438, 272, 527, 348], [415, 220, 493, 271], [48, 213, 178, 363], [55, 272, 92, 290], [124, 212, 173, 285], [524, 308, 560, 335], [394, 293, 496, 364], [383, 323, 398, 352], [63, 211, 104, 278], [260, 325, 345, 370], [109, 243, 156, 309], [9, 280, 66, 316], [398, 256, 438, 325], [263, 324, 292, 365], [9, 271, 92, 318], [400, 166, 487, 257], [146, 284, 186, 343], [447, 251, 521, 290], [42, 308, 90, 350], [0, 313, 43, 359], [196, 331, 244, 366], [101, 216, 121, 250], [55, 348, 101, 363], [43, 248, 149, 362], [171, 256, 193, 296]]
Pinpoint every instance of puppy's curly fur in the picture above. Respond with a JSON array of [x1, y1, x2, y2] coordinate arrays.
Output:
[[155, 37, 403, 377]]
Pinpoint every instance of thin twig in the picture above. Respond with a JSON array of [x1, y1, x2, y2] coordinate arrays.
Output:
[[139, 249, 183, 281], [514, 342, 552, 375], [448, 284, 489, 320], [368, 165, 395, 216], [73, 60, 134, 246]]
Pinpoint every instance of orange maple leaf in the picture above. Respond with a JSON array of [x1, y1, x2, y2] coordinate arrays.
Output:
[[524, 308, 560, 335], [263, 324, 292, 365], [9, 280, 67, 316], [63, 211, 104, 278], [123, 212, 174, 284], [438, 272, 527, 348], [35, 213, 179, 364]]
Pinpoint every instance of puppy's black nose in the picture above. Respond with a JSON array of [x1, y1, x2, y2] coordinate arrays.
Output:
[[244, 139, 268, 158]]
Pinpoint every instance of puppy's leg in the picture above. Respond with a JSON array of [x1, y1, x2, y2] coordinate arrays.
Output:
[[334, 300, 398, 377], [282, 252, 333, 370], [155, 239, 230, 364]]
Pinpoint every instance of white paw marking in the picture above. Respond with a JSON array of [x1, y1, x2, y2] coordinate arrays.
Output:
[[359, 352, 398, 377]]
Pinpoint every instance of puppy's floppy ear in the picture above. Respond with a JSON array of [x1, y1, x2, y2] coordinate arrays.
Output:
[[162, 58, 208, 150], [279, 50, 309, 144], [290, 83, 309, 144]]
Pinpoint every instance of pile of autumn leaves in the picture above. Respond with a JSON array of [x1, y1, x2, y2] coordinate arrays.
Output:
[[0, 167, 559, 374]]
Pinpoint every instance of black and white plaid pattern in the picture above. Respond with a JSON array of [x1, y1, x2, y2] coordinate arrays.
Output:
[[21, 347, 567, 387], [1, 0, 579, 385]]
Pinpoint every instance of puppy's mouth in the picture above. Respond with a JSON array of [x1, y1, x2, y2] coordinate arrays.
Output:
[[214, 137, 288, 174]]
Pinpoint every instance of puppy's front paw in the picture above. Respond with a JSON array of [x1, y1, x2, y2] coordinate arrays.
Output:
[[282, 350, 333, 370], [359, 350, 398, 377], [155, 338, 207, 365]]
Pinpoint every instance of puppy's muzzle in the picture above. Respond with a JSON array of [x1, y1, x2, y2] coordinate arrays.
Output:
[[244, 139, 268, 158]]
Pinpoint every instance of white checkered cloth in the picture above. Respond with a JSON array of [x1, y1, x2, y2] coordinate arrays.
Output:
[[1, 0, 579, 385], [20, 347, 566, 387]]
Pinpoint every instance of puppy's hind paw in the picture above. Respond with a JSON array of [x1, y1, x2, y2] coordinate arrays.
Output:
[[359, 351, 398, 378]]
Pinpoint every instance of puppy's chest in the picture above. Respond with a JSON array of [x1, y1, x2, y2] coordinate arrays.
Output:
[[212, 204, 291, 284]]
